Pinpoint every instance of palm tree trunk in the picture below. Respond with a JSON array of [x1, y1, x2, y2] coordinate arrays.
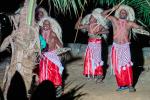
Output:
[[2, 0, 40, 98]]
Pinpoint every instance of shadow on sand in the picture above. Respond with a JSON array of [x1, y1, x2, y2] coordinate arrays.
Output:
[[130, 37, 145, 87], [2, 70, 87, 100]]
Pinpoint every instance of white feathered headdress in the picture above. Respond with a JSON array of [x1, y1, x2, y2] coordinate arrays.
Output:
[[39, 17, 63, 44], [115, 5, 150, 36], [115, 5, 135, 21], [81, 8, 109, 30]]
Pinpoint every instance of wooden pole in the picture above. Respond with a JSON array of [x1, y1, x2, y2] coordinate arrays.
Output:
[[105, 0, 125, 19], [74, 1, 86, 43]]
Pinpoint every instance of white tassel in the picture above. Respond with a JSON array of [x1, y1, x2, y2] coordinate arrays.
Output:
[[100, 61, 104, 66], [130, 62, 133, 66], [123, 66, 126, 70]]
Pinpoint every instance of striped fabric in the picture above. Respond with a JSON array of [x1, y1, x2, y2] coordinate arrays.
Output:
[[83, 38, 103, 76], [112, 42, 132, 73], [88, 39, 103, 67], [43, 51, 64, 74], [111, 42, 133, 86], [39, 51, 63, 86]]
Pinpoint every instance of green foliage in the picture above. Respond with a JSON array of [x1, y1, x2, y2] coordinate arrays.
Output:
[[94, 0, 150, 26], [128, 0, 150, 26], [39, 0, 150, 26], [27, 0, 36, 26], [47, 0, 86, 16]]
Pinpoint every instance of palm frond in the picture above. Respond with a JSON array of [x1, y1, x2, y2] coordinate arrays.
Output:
[[95, 0, 150, 26], [128, 0, 150, 26], [27, 0, 36, 26], [46, 0, 86, 16], [38, 0, 150, 26]]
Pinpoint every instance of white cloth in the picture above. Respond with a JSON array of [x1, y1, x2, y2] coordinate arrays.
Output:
[[112, 42, 133, 73], [81, 8, 109, 29], [43, 51, 64, 75]]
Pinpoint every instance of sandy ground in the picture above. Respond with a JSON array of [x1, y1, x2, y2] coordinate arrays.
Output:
[[63, 58, 150, 100], [0, 56, 150, 100]]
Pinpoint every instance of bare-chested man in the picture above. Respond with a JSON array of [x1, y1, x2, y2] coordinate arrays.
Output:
[[75, 9, 109, 83], [40, 19, 63, 51], [102, 5, 142, 92], [38, 17, 64, 97]]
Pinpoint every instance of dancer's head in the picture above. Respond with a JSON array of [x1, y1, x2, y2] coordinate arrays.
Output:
[[119, 9, 128, 19]]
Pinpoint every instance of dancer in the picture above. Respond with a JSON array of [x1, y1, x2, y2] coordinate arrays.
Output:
[[102, 5, 144, 92], [75, 8, 109, 83], [38, 17, 64, 97]]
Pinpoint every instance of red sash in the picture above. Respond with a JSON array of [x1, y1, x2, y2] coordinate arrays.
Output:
[[39, 55, 62, 86]]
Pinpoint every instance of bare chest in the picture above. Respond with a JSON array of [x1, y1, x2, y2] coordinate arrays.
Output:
[[113, 20, 131, 43], [88, 23, 100, 34]]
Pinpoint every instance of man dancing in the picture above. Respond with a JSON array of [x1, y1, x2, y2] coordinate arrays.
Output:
[[75, 8, 109, 83], [103, 5, 143, 92], [38, 17, 64, 97]]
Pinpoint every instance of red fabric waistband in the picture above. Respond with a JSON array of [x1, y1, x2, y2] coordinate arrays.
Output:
[[88, 38, 102, 43]]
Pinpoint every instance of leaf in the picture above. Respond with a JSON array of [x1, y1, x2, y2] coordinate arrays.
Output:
[[39, 0, 150, 26]]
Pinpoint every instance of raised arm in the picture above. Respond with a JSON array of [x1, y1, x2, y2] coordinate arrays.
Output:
[[96, 26, 109, 34], [99, 29, 109, 34], [130, 22, 143, 29], [102, 9, 112, 16], [75, 16, 88, 30], [53, 32, 63, 48], [102, 5, 119, 21]]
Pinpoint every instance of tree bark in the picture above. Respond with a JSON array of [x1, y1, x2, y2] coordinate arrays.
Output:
[[1, 0, 40, 98]]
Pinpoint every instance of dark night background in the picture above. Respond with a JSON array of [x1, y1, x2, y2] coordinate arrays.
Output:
[[0, 0, 149, 46], [0, 1, 149, 99]]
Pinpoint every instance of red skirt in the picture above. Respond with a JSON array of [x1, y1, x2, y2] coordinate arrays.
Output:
[[83, 38, 103, 76], [111, 45, 133, 87], [39, 55, 62, 86]]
